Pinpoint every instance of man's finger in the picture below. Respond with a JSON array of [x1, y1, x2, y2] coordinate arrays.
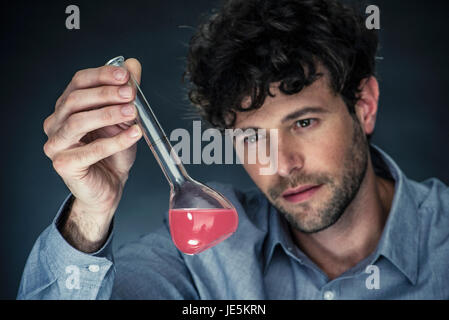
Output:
[[56, 65, 131, 109], [124, 58, 142, 85], [52, 125, 143, 176]]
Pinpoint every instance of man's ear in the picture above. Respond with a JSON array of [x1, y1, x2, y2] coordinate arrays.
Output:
[[355, 76, 379, 136]]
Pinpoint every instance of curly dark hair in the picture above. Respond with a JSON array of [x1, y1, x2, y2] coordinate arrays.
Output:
[[184, 0, 379, 133]]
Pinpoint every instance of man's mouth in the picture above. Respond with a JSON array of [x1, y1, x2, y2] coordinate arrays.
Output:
[[281, 184, 322, 203]]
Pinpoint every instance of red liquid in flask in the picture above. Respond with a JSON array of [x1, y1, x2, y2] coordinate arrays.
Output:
[[169, 208, 238, 255]]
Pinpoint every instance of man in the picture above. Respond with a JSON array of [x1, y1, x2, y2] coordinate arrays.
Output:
[[18, 0, 449, 299]]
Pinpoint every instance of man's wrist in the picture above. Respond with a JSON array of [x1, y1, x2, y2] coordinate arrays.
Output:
[[58, 198, 114, 253]]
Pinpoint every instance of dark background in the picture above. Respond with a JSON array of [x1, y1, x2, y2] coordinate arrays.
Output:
[[1, 0, 448, 299]]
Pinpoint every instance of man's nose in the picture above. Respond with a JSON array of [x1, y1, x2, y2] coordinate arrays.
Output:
[[276, 136, 304, 177]]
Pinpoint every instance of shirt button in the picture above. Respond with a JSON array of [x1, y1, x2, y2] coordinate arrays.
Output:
[[323, 290, 335, 300], [88, 264, 100, 272]]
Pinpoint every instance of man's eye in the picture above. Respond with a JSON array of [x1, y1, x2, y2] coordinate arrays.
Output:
[[295, 119, 314, 128], [243, 135, 258, 144]]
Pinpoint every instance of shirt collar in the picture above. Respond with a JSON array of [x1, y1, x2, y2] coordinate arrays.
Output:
[[263, 144, 420, 285]]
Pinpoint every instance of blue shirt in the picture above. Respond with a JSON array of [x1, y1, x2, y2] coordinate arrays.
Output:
[[17, 145, 449, 299]]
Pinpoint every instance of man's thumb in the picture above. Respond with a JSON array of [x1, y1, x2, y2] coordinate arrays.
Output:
[[124, 58, 142, 85]]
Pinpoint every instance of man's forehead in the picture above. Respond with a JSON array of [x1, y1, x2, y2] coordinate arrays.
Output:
[[234, 74, 334, 127]]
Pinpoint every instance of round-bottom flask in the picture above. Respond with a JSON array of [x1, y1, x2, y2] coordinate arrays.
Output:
[[169, 180, 238, 255], [106, 56, 238, 255]]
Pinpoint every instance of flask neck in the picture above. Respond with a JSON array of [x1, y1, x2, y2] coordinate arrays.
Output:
[[105, 56, 191, 190], [149, 135, 190, 189]]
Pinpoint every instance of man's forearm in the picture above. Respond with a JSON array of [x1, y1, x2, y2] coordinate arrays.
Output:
[[58, 199, 113, 253], [18, 194, 116, 300]]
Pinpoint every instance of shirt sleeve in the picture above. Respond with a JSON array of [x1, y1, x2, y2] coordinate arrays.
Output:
[[17, 194, 115, 300], [17, 194, 200, 300], [110, 221, 200, 300]]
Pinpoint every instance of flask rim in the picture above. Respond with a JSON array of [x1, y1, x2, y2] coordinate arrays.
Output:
[[105, 56, 125, 66]]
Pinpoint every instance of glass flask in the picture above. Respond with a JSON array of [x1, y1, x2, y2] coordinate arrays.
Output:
[[105, 56, 239, 255]]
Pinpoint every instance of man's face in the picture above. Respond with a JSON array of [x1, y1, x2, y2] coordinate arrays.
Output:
[[233, 75, 370, 234]]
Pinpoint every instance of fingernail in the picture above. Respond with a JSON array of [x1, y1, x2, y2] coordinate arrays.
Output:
[[113, 68, 127, 81], [129, 125, 141, 138], [119, 86, 132, 98], [121, 104, 135, 116]]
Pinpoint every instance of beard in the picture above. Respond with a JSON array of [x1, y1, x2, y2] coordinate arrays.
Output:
[[267, 116, 369, 234]]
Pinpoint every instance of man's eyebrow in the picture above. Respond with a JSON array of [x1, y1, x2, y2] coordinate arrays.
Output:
[[281, 106, 328, 124]]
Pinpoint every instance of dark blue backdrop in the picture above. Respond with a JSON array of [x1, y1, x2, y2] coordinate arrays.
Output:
[[1, 0, 448, 299]]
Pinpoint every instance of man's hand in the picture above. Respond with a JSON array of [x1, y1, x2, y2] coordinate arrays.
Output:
[[43, 58, 143, 252]]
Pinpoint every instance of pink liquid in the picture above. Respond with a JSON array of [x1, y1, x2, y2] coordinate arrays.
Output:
[[169, 208, 238, 255]]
